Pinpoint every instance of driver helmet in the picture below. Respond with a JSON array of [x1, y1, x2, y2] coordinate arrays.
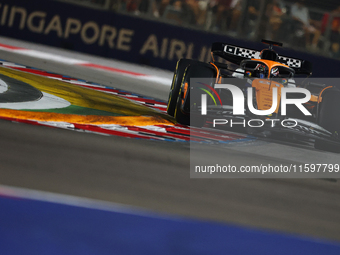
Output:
[[271, 67, 280, 77], [255, 64, 267, 78]]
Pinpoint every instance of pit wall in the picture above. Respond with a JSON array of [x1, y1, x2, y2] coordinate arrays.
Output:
[[1, 0, 339, 77]]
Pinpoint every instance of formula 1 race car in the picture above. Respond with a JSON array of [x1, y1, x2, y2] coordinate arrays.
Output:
[[166, 40, 340, 151]]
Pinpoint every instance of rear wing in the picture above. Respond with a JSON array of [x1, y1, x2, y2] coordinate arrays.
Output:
[[211, 42, 313, 75]]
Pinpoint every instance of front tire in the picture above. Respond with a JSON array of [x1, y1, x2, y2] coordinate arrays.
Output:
[[167, 59, 200, 117], [174, 62, 216, 127]]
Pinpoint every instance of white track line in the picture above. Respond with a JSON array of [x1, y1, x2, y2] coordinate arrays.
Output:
[[0, 44, 172, 86], [0, 78, 8, 93], [0, 92, 71, 110], [0, 184, 183, 222]]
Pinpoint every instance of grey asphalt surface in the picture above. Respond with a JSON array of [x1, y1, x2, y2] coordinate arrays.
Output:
[[0, 38, 339, 241], [0, 36, 172, 100], [0, 73, 42, 102]]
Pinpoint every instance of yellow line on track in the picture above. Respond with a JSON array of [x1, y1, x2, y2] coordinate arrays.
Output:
[[0, 66, 175, 125], [0, 109, 174, 126], [0, 67, 169, 117]]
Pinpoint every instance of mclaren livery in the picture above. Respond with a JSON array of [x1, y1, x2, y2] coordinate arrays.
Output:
[[167, 40, 340, 151]]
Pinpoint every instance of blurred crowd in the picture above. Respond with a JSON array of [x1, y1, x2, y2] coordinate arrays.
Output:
[[62, 0, 340, 59]]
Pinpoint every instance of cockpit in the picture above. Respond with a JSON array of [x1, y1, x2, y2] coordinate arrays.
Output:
[[232, 59, 296, 87], [240, 60, 294, 79]]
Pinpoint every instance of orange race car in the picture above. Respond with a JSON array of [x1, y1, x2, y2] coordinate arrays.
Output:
[[167, 40, 340, 151]]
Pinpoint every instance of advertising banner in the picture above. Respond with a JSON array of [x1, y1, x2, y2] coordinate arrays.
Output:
[[0, 0, 339, 77]]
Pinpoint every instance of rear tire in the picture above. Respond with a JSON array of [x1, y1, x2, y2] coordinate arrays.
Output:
[[167, 59, 200, 117], [314, 91, 340, 152], [174, 62, 216, 127]]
